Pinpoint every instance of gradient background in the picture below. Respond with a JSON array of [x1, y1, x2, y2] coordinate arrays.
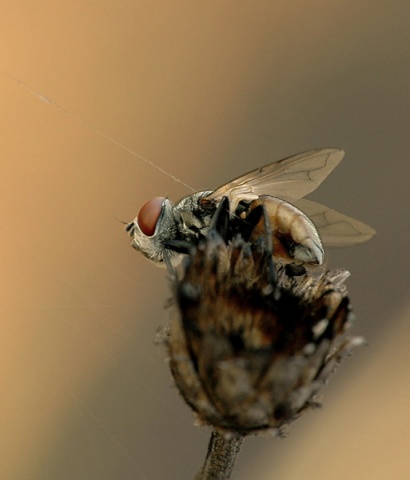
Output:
[[1, 2, 409, 479]]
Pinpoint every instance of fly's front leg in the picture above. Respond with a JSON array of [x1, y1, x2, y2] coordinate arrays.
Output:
[[164, 239, 193, 255]]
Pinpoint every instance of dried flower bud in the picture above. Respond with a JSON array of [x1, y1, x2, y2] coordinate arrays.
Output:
[[163, 203, 364, 437]]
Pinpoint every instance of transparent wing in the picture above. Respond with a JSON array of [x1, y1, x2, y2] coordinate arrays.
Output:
[[294, 198, 376, 247], [205, 148, 345, 207]]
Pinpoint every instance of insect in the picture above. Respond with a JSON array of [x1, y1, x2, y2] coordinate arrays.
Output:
[[125, 148, 375, 267]]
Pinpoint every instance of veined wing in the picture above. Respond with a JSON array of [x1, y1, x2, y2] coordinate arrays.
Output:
[[205, 148, 345, 208], [294, 198, 376, 247]]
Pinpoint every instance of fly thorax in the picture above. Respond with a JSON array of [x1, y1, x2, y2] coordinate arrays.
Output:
[[174, 191, 215, 240]]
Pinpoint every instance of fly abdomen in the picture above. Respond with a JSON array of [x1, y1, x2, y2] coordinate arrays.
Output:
[[245, 196, 324, 265]]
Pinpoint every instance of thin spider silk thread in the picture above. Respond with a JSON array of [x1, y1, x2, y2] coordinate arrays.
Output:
[[0, 69, 196, 193]]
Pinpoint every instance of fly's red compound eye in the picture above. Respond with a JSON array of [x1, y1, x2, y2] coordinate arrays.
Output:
[[137, 197, 165, 236]]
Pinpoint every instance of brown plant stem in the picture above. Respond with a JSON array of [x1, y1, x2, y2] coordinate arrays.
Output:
[[195, 430, 244, 480]]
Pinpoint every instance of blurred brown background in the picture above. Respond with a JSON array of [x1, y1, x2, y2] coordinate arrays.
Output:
[[0, 2, 409, 479]]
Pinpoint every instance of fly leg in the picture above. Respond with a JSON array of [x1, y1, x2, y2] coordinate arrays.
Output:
[[239, 203, 277, 285], [164, 239, 193, 255], [208, 196, 230, 241], [259, 204, 277, 285]]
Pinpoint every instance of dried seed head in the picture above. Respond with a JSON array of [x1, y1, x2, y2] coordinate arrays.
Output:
[[163, 207, 364, 437]]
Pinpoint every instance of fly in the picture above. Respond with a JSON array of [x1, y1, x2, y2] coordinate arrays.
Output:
[[125, 148, 375, 266]]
